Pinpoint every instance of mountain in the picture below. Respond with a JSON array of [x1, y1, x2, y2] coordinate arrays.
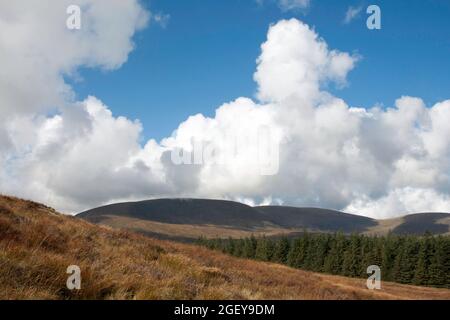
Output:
[[78, 198, 450, 240], [1, 195, 449, 300], [77, 199, 283, 241], [255, 206, 377, 233], [391, 212, 450, 235], [78, 198, 272, 228]]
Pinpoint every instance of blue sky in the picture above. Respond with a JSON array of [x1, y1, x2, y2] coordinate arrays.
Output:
[[3, 0, 450, 215], [71, 0, 450, 142]]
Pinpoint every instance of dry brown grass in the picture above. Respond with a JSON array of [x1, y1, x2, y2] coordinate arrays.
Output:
[[1, 195, 449, 300], [363, 217, 405, 236]]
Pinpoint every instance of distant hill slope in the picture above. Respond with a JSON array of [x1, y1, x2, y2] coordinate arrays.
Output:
[[78, 199, 273, 229], [1, 195, 449, 300], [78, 198, 450, 240], [255, 206, 377, 233], [392, 212, 450, 235]]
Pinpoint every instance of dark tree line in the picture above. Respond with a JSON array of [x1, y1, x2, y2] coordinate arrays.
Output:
[[197, 232, 450, 288]]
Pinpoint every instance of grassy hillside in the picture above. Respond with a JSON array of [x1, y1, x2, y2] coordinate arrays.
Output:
[[1, 195, 450, 300]]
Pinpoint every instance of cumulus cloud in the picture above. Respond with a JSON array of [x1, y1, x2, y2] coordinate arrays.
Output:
[[0, 3, 449, 219], [0, 0, 152, 210], [0, 1, 148, 117], [345, 188, 450, 219], [254, 20, 357, 103]]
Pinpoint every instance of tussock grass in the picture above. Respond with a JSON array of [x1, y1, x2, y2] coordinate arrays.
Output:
[[0, 195, 449, 300]]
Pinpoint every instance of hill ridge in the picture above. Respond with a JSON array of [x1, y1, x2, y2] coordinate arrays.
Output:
[[78, 198, 450, 239]]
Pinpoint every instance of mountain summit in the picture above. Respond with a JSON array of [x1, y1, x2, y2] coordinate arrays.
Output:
[[78, 198, 450, 240]]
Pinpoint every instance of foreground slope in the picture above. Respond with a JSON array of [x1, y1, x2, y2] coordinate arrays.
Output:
[[1, 195, 449, 300], [78, 199, 450, 240]]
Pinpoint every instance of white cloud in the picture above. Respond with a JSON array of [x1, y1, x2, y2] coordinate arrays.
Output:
[[0, 0, 148, 119], [254, 20, 358, 103], [0, 0, 152, 211], [257, 0, 310, 11], [345, 188, 450, 219], [278, 0, 310, 11], [152, 12, 170, 28], [344, 6, 363, 24], [0, 5, 449, 220]]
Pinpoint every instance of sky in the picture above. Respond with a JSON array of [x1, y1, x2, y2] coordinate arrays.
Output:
[[1, 0, 450, 219], [71, 0, 450, 141]]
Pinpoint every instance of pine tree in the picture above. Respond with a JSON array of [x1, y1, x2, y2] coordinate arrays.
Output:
[[287, 236, 307, 268], [199, 231, 448, 288], [311, 234, 329, 271], [255, 236, 274, 261], [272, 237, 290, 264], [403, 237, 419, 283], [392, 237, 418, 284], [442, 236, 450, 289], [302, 237, 313, 270], [341, 235, 359, 277], [381, 233, 397, 281], [323, 232, 345, 275], [242, 236, 257, 258], [413, 235, 431, 285], [428, 236, 447, 287], [232, 239, 244, 257], [360, 236, 381, 278]]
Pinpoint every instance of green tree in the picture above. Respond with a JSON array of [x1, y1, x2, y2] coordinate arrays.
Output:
[[381, 234, 397, 281], [272, 237, 290, 264], [323, 233, 345, 275], [287, 236, 307, 268], [341, 234, 361, 277], [255, 236, 274, 261], [413, 235, 432, 285], [427, 236, 447, 287], [242, 236, 257, 259], [392, 237, 419, 284], [232, 239, 244, 257], [198, 232, 448, 288]]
